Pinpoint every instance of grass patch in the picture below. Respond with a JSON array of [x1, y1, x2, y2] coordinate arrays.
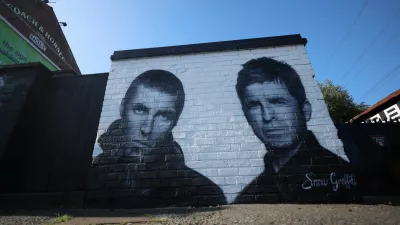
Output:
[[144, 214, 168, 223], [151, 217, 167, 222], [48, 214, 72, 224], [87, 221, 167, 225]]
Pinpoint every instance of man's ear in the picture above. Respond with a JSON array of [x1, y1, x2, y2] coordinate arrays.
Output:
[[172, 114, 180, 127], [301, 100, 312, 122], [119, 98, 125, 117]]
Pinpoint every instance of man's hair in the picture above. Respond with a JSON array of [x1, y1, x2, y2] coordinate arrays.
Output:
[[236, 57, 306, 106], [122, 69, 185, 120]]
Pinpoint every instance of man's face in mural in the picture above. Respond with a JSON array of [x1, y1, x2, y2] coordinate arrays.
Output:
[[243, 80, 310, 152], [121, 84, 178, 148]]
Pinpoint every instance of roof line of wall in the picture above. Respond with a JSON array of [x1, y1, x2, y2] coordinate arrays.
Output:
[[111, 34, 307, 61]]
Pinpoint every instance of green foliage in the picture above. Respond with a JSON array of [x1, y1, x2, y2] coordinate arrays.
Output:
[[318, 79, 369, 123], [49, 214, 72, 224]]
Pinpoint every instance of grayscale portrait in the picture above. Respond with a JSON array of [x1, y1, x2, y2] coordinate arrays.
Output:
[[88, 69, 226, 208], [95, 69, 186, 163], [234, 57, 354, 203]]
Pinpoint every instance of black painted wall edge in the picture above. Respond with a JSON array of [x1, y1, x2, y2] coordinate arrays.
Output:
[[0, 63, 49, 73], [111, 34, 307, 61]]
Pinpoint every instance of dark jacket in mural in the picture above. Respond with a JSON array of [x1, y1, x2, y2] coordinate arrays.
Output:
[[88, 119, 227, 208], [234, 131, 358, 203]]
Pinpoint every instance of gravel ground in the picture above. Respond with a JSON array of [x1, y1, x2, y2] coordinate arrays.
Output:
[[153, 204, 400, 225], [0, 214, 53, 225], [0, 204, 399, 225]]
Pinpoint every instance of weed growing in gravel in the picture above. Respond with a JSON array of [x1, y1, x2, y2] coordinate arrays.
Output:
[[48, 214, 72, 224], [151, 217, 167, 222]]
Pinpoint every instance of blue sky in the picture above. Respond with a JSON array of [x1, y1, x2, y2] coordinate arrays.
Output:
[[52, 0, 400, 105]]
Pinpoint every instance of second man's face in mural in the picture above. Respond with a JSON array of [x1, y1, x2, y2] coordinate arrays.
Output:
[[121, 84, 178, 148], [243, 81, 309, 152]]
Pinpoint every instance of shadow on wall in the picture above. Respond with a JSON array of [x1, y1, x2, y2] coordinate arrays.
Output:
[[0, 206, 224, 218]]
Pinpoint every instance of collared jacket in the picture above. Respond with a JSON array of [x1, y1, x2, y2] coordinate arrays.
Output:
[[87, 119, 227, 208], [234, 131, 359, 203]]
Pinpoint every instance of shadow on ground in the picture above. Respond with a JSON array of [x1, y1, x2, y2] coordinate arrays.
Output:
[[0, 205, 226, 218]]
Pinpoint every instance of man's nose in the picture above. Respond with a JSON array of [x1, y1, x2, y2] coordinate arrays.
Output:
[[262, 105, 274, 122], [140, 116, 153, 135]]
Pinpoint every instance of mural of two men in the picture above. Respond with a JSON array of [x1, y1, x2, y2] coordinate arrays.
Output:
[[90, 57, 356, 208]]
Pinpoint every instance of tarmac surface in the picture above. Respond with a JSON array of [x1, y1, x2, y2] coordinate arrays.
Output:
[[1, 204, 399, 225]]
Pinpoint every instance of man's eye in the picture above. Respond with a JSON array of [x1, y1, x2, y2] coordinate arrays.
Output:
[[159, 114, 172, 121], [133, 106, 148, 115], [246, 102, 260, 109], [134, 109, 145, 114]]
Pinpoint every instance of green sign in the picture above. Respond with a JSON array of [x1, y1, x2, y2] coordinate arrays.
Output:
[[0, 18, 57, 71]]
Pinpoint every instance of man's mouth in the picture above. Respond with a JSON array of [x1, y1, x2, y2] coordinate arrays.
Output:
[[263, 129, 285, 135]]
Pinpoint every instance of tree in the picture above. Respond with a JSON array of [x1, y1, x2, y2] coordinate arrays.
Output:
[[318, 79, 369, 123]]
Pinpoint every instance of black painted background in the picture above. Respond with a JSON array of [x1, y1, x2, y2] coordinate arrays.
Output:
[[0, 64, 108, 194], [0, 69, 36, 159]]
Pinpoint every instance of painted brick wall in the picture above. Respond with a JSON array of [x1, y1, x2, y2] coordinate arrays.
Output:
[[87, 44, 356, 208]]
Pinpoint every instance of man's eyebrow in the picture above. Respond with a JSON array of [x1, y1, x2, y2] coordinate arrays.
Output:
[[245, 98, 259, 102], [132, 103, 149, 109], [244, 97, 259, 104], [264, 94, 287, 98], [156, 109, 176, 114]]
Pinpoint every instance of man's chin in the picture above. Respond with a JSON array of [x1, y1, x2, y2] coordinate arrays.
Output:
[[129, 140, 152, 148], [264, 142, 293, 152], [122, 142, 156, 157]]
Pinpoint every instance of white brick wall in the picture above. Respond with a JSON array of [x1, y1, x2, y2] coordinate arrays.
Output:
[[94, 44, 348, 202]]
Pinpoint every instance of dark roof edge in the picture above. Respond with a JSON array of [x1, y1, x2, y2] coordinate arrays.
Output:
[[111, 34, 307, 61], [82, 72, 109, 76], [52, 69, 79, 76], [0, 62, 49, 72], [52, 72, 109, 78], [349, 89, 400, 122]]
